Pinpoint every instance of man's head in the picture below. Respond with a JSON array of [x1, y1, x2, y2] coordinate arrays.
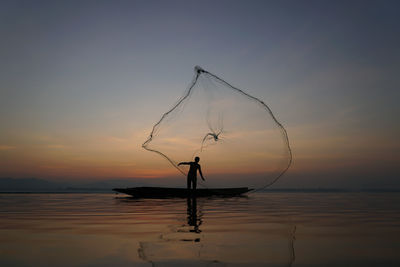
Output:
[[194, 156, 200, 162]]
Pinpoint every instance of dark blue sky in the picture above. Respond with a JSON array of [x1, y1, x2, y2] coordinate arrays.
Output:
[[0, 0, 399, 188]]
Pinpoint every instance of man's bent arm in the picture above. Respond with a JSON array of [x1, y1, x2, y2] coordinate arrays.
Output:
[[199, 166, 205, 180]]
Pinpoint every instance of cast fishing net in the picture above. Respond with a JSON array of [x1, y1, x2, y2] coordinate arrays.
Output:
[[143, 66, 292, 190]]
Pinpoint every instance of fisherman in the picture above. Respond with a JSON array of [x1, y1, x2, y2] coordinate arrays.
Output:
[[178, 157, 205, 190]]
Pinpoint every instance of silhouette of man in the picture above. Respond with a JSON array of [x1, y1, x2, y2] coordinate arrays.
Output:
[[178, 157, 205, 190]]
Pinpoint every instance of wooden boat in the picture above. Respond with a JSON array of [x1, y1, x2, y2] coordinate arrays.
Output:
[[113, 186, 251, 198]]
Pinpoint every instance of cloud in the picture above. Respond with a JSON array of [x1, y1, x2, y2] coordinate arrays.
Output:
[[47, 144, 66, 149], [106, 136, 127, 143], [0, 145, 16, 150]]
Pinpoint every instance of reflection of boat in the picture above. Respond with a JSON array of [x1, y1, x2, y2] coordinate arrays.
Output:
[[113, 187, 251, 198]]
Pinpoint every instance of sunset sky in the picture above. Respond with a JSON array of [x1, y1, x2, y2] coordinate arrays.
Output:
[[1, 0, 399, 188]]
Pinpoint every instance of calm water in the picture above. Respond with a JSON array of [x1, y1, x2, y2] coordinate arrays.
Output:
[[0, 192, 399, 266]]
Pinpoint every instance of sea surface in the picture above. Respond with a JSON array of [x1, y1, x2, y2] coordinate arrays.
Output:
[[0, 192, 399, 266]]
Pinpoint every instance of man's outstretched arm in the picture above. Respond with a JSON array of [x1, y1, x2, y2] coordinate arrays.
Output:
[[178, 162, 190, 166]]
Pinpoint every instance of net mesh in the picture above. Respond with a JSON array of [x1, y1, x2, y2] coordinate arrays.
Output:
[[143, 66, 292, 190]]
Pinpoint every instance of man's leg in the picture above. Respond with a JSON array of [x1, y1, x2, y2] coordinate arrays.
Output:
[[193, 177, 197, 190], [187, 176, 191, 190]]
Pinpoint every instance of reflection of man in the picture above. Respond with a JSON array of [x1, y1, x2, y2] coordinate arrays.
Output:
[[178, 157, 205, 190], [187, 197, 202, 234]]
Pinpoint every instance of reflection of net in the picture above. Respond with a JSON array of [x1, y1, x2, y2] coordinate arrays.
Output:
[[143, 66, 292, 189], [138, 225, 296, 267], [137, 197, 297, 267]]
